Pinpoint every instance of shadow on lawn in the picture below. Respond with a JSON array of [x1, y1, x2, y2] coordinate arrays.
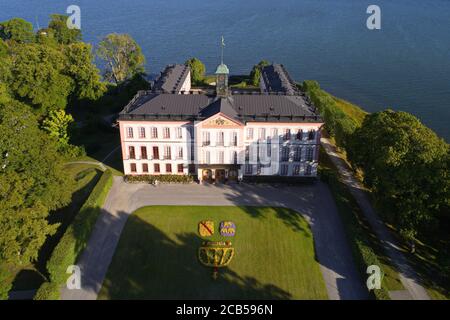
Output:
[[100, 213, 292, 300]]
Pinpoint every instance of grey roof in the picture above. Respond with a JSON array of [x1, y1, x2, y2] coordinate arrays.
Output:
[[261, 64, 298, 95], [152, 64, 190, 93], [120, 91, 322, 123]]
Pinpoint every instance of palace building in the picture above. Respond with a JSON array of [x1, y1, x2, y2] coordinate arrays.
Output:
[[118, 60, 323, 183]]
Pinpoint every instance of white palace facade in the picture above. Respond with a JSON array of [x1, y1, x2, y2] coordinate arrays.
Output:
[[118, 62, 324, 182]]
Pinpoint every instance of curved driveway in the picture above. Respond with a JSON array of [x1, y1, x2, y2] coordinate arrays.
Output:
[[61, 177, 368, 300]]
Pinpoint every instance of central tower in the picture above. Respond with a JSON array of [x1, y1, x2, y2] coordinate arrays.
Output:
[[215, 36, 229, 97]]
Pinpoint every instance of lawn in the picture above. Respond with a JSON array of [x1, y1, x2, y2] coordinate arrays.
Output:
[[98, 206, 328, 300]]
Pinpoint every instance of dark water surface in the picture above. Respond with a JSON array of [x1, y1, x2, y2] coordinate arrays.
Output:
[[2, 0, 449, 140]]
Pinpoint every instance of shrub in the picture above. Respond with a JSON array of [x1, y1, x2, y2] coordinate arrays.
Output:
[[302, 80, 359, 149], [0, 266, 12, 300], [124, 174, 193, 184], [44, 169, 113, 290], [33, 282, 60, 300]]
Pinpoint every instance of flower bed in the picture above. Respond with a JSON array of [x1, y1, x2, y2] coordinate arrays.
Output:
[[124, 174, 194, 184]]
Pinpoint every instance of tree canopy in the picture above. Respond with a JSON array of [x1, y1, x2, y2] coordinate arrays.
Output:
[[0, 99, 72, 266], [97, 33, 145, 84], [250, 60, 270, 86], [47, 14, 81, 45], [347, 110, 449, 238], [0, 18, 34, 43], [185, 57, 205, 84]]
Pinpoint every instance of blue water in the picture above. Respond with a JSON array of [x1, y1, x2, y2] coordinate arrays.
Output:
[[2, 0, 450, 140]]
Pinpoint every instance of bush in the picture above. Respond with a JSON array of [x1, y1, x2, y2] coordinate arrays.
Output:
[[44, 169, 113, 293], [0, 266, 12, 300], [302, 80, 359, 149], [33, 282, 60, 300], [124, 174, 193, 184]]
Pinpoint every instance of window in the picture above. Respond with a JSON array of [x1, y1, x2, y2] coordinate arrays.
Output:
[[293, 146, 302, 161], [281, 146, 289, 161], [271, 128, 278, 139], [176, 127, 183, 139], [245, 164, 253, 175], [217, 131, 224, 146], [231, 132, 238, 146], [256, 163, 262, 175], [246, 128, 254, 140], [177, 146, 183, 159], [141, 146, 148, 159], [280, 164, 288, 176], [258, 128, 266, 140], [217, 151, 224, 163], [177, 164, 184, 173], [154, 163, 160, 173], [163, 127, 170, 139], [204, 151, 210, 164], [293, 164, 300, 176], [153, 146, 159, 159], [129, 146, 136, 159], [306, 148, 314, 161], [308, 130, 315, 140], [151, 127, 158, 139], [296, 129, 303, 140], [305, 164, 312, 176], [165, 163, 172, 173], [130, 163, 137, 172], [283, 128, 291, 141], [202, 132, 210, 146], [245, 146, 250, 161], [139, 127, 146, 138], [142, 163, 149, 173], [127, 127, 134, 138], [164, 146, 171, 160], [231, 151, 238, 164]]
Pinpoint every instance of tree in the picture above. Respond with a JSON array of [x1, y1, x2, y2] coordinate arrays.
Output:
[[347, 110, 450, 239], [64, 43, 106, 100], [0, 18, 34, 43], [47, 14, 81, 44], [8, 43, 73, 114], [42, 109, 74, 149], [97, 33, 145, 84], [250, 60, 270, 86], [185, 57, 205, 84], [0, 99, 72, 266]]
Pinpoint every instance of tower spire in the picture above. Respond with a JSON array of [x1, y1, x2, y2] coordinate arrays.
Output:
[[220, 35, 225, 65]]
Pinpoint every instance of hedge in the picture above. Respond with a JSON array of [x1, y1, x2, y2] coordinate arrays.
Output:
[[124, 174, 193, 184], [36, 169, 113, 299], [302, 80, 358, 149], [320, 165, 391, 300], [33, 282, 60, 300]]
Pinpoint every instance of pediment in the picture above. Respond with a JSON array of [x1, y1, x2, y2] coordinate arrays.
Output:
[[200, 113, 243, 128]]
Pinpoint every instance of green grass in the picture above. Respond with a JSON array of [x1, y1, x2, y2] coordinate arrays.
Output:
[[331, 96, 368, 126], [98, 206, 328, 300]]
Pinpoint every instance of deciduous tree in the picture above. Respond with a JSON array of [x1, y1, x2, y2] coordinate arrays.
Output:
[[185, 57, 205, 84], [250, 60, 269, 86], [97, 33, 145, 84], [0, 18, 34, 43], [0, 99, 72, 266], [47, 14, 81, 45], [347, 110, 450, 238]]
